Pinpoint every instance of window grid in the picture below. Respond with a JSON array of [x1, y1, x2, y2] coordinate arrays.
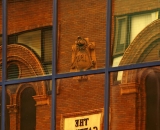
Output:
[[2, 0, 7, 130], [1, 0, 160, 130]]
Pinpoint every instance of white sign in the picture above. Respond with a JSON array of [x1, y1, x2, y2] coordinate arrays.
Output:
[[63, 113, 102, 130]]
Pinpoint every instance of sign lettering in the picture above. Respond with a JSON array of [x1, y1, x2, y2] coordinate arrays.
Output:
[[64, 113, 102, 130]]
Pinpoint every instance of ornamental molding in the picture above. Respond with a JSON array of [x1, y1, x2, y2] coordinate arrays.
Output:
[[70, 37, 96, 81], [71, 36, 96, 72], [7, 104, 18, 114], [119, 82, 139, 95], [33, 95, 49, 106]]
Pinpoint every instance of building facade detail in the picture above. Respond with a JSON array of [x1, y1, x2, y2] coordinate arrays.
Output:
[[71, 37, 96, 72]]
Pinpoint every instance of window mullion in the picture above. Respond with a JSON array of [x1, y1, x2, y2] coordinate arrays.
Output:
[[105, 0, 112, 130], [51, 0, 58, 130], [1, 0, 8, 130]]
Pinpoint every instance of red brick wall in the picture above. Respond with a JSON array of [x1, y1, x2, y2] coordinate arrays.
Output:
[[57, 0, 107, 73], [113, 0, 160, 16], [110, 85, 137, 130], [2, 0, 160, 130], [56, 74, 105, 130], [36, 104, 51, 130], [7, 0, 52, 35]]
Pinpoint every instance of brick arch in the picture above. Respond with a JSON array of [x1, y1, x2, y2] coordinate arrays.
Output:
[[16, 83, 37, 106], [15, 84, 36, 130], [0, 44, 45, 76], [0, 44, 46, 77], [117, 19, 160, 130], [118, 19, 160, 84], [135, 67, 160, 130], [0, 44, 47, 95], [120, 19, 160, 66]]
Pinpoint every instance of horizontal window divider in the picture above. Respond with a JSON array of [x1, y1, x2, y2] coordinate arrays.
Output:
[[55, 69, 105, 79], [109, 61, 160, 72], [3, 61, 160, 85], [2, 69, 105, 85], [4, 75, 52, 85]]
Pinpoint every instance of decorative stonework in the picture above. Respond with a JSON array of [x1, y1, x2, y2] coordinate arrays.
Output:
[[7, 104, 18, 113], [70, 37, 96, 81], [119, 82, 139, 95], [33, 95, 49, 106], [71, 36, 96, 71]]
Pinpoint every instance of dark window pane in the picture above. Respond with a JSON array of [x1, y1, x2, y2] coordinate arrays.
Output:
[[20, 87, 36, 130], [8, 35, 17, 44], [43, 29, 52, 63]]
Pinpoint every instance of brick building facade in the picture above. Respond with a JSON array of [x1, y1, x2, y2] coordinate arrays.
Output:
[[0, 0, 159, 130]]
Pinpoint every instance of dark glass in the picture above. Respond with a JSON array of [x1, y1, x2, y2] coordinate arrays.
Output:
[[6, 80, 52, 130], [56, 74, 104, 130], [110, 67, 160, 130], [57, 1, 106, 73], [7, 1, 53, 80], [0, 0, 2, 82], [112, 1, 160, 67], [0, 87, 10, 130]]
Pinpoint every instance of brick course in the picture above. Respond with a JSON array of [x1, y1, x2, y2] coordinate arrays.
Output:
[[0, 0, 159, 130]]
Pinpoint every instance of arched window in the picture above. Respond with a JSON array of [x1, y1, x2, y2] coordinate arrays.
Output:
[[7, 63, 19, 79], [146, 72, 160, 130], [20, 87, 36, 130]]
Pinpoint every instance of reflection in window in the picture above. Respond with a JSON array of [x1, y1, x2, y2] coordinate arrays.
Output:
[[113, 11, 159, 67], [18, 30, 41, 57], [130, 12, 158, 42], [7, 64, 19, 79], [43, 29, 52, 63], [6, 27, 52, 74], [114, 16, 127, 55], [146, 72, 160, 130], [20, 87, 36, 130]]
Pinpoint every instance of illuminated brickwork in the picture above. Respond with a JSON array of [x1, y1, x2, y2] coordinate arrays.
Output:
[[0, 0, 160, 130]]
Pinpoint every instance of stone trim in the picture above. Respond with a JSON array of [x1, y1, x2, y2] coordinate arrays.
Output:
[[33, 95, 49, 106], [7, 104, 18, 114], [119, 82, 139, 95]]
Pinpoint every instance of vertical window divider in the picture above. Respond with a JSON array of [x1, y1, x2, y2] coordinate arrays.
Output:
[[105, 0, 112, 130], [1, 0, 7, 130], [52, 0, 58, 130]]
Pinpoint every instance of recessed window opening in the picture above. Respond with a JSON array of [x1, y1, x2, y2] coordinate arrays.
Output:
[[7, 63, 19, 79]]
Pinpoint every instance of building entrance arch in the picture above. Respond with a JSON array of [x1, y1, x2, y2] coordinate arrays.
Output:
[[116, 19, 160, 130]]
